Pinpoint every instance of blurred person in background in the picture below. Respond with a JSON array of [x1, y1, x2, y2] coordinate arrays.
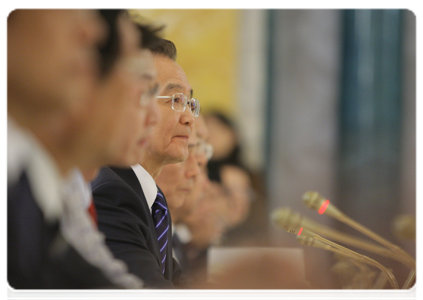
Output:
[[219, 163, 254, 230], [205, 110, 266, 247], [77, 16, 162, 182], [203, 110, 254, 232], [170, 115, 212, 276], [155, 126, 200, 215], [204, 111, 242, 179], [154, 115, 212, 281], [91, 39, 200, 288], [166, 114, 211, 223], [76, 14, 164, 226], [178, 164, 253, 282], [8, 9, 162, 288], [172, 112, 255, 284], [177, 181, 231, 284]]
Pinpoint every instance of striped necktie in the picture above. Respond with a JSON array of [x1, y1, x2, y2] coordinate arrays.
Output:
[[152, 191, 169, 274]]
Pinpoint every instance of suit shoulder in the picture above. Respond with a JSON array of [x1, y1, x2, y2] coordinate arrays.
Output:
[[91, 167, 123, 189]]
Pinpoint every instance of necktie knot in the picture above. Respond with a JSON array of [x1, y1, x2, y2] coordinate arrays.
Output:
[[152, 192, 167, 214]]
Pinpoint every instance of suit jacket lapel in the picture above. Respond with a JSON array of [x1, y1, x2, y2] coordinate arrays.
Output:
[[109, 167, 143, 197], [109, 167, 162, 266]]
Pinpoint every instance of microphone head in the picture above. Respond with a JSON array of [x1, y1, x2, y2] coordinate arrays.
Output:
[[302, 191, 325, 211], [303, 191, 344, 219], [392, 215, 420, 239], [271, 207, 303, 234]]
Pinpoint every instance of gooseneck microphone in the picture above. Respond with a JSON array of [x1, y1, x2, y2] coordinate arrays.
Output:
[[302, 191, 415, 289], [271, 211, 401, 288], [271, 207, 414, 269], [303, 192, 420, 300], [295, 233, 398, 289]]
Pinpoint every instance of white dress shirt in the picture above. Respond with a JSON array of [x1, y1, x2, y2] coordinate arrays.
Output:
[[131, 164, 157, 213], [8, 118, 143, 288], [8, 118, 36, 184], [8, 117, 64, 222]]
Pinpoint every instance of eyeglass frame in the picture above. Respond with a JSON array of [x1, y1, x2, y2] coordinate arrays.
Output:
[[156, 93, 200, 117], [188, 140, 214, 161]]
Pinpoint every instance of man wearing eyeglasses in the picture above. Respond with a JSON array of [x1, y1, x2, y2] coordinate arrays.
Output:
[[154, 114, 214, 279], [91, 39, 198, 288]]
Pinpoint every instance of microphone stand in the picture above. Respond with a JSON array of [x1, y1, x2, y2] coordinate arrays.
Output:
[[273, 207, 414, 269], [303, 191, 416, 288], [297, 233, 399, 289], [303, 192, 420, 300], [332, 252, 378, 289]]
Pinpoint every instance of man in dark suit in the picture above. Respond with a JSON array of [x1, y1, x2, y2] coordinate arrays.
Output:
[[92, 39, 200, 288], [7, 10, 113, 288], [8, 10, 161, 289], [155, 116, 212, 277]]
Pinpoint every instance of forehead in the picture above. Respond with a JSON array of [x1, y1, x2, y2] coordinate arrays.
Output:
[[153, 54, 191, 95]]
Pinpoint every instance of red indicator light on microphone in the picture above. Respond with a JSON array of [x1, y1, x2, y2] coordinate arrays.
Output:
[[298, 227, 303, 235], [318, 200, 330, 214]]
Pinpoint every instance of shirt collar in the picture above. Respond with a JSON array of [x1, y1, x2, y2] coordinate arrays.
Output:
[[131, 164, 157, 212], [8, 117, 81, 223], [25, 132, 65, 223]]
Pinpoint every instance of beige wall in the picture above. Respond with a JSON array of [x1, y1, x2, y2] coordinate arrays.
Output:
[[130, 9, 240, 115]]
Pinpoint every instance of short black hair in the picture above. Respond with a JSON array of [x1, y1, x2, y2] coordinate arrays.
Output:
[[135, 23, 165, 51], [147, 38, 177, 61], [97, 9, 123, 76]]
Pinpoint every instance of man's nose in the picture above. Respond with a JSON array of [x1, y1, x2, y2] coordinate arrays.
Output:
[[180, 106, 195, 126]]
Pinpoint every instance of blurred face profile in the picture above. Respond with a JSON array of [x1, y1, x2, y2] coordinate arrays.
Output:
[[100, 47, 160, 167], [220, 165, 252, 227], [75, 15, 160, 169], [175, 115, 211, 220], [145, 54, 195, 165], [7, 9, 106, 114], [156, 130, 200, 212], [175, 167, 209, 222], [205, 114, 237, 160], [184, 182, 229, 249]]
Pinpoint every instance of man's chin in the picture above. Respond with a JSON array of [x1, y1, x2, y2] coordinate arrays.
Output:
[[164, 149, 189, 164]]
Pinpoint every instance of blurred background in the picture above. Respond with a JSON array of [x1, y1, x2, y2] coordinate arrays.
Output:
[[130, 9, 415, 289]]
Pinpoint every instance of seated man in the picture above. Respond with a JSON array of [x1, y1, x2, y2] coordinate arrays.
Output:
[[8, 10, 161, 288], [166, 114, 212, 223], [155, 126, 201, 215], [155, 117, 211, 275], [91, 39, 200, 288], [7, 10, 112, 288]]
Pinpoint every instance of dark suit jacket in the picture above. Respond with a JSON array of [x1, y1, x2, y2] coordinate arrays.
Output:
[[91, 166, 182, 288], [8, 172, 113, 289]]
